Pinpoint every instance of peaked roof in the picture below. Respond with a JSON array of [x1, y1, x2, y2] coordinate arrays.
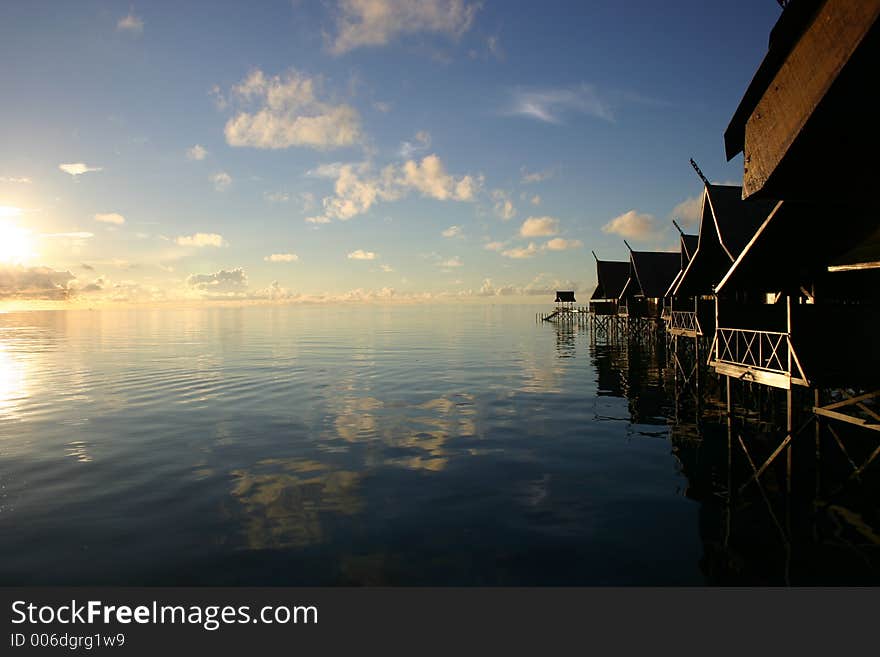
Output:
[[590, 260, 630, 300], [665, 233, 700, 297], [715, 199, 880, 294], [681, 234, 699, 263], [623, 251, 681, 299], [672, 184, 777, 297]]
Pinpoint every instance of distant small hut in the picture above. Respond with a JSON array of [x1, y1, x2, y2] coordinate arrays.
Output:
[[554, 290, 576, 310]]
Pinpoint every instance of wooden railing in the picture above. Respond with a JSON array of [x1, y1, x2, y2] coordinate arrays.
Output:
[[670, 311, 701, 335], [715, 328, 789, 374], [712, 327, 808, 388]]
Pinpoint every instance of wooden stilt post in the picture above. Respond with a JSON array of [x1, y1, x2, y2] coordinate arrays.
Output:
[[814, 388, 821, 499]]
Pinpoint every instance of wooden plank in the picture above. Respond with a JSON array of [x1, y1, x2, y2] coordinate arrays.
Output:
[[711, 361, 792, 389], [820, 390, 880, 411], [828, 260, 880, 272], [742, 0, 880, 197], [813, 406, 880, 431]]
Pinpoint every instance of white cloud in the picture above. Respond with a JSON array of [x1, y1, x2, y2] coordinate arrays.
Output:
[[373, 101, 392, 113], [491, 189, 516, 221], [0, 264, 74, 299], [484, 241, 505, 252], [502, 243, 539, 259], [117, 12, 144, 34], [186, 144, 208, 160], [520, 167, 555, 184], [256, 280, 296, 301], [544, 237, 583, 251], [175, 232, 227, 247], [602, 210, 656, 239], [509, 85, 614, 124], [672, 194, 702, 228], [187, 268, 247, 293], [264, 253, 299, 262], [0, 176, 32, 184], [306, 154, 477, 224], [379, 264, 394, 272], [94, 212, 125, 225], [212, 172, 232, 191], [209, 84, 227, 110], [223, 69, 362, 150], [399, 130, 431, 158], [307, 163, 398, 223], [348, 249, 377, 260], [306, 162, 347, 178], [439, 256, 462, 268], [328, 0, 480, 55], [400, 154, 479, 201], [530, 195, 541, 206], [441, 225, 462, 238], [476, 278, 519, 297], [520, 216, 559, 237], [59, 163, 102, 176]]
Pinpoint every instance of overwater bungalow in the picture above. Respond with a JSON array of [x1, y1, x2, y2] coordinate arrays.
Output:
[[662, 224, 698, 327], [618, 247, 681, 328], [554, 290, 577, 309], [712, 0, 880, 498], [589, 254, 629, 316], [710, 201, 879, 392], [667, 184, 776, 340], [717, 0, 880, 394]]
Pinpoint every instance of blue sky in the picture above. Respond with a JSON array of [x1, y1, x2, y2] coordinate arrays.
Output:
[[0, 0, 781, 305]]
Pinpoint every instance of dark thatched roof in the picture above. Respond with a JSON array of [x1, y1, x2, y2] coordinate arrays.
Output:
[[555, 290, 576, 303], [590, 260, 630, 300], [672, 184, 777, 297], [706, 185, 777, 259], [715, 200, 880, 294], [623, 251, 681, 299], [681, 234, 699, 263], [665, 233, 700, 297]]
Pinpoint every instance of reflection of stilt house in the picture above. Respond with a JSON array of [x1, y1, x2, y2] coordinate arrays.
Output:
[[588, 254, 630, 341], [618, 247, 681, 338], [717, 0, 880, 508]]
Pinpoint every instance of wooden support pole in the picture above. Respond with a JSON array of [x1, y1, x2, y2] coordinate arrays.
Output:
[[815, 388, 821, 498]]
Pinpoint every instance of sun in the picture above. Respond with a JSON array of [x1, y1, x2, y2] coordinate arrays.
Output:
[[0, 210, 36, 265]]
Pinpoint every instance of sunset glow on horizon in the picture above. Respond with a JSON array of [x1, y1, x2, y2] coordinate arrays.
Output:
[[0, 0, 781, 307]]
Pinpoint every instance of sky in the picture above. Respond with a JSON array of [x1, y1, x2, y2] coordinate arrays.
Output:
[[0, 0, 782, 306]]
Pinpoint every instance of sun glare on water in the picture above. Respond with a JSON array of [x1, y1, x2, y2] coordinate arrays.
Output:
[[0, 207, 36, 265]]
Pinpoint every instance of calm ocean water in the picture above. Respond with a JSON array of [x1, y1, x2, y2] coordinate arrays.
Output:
[[0, 305, 876, 585]]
